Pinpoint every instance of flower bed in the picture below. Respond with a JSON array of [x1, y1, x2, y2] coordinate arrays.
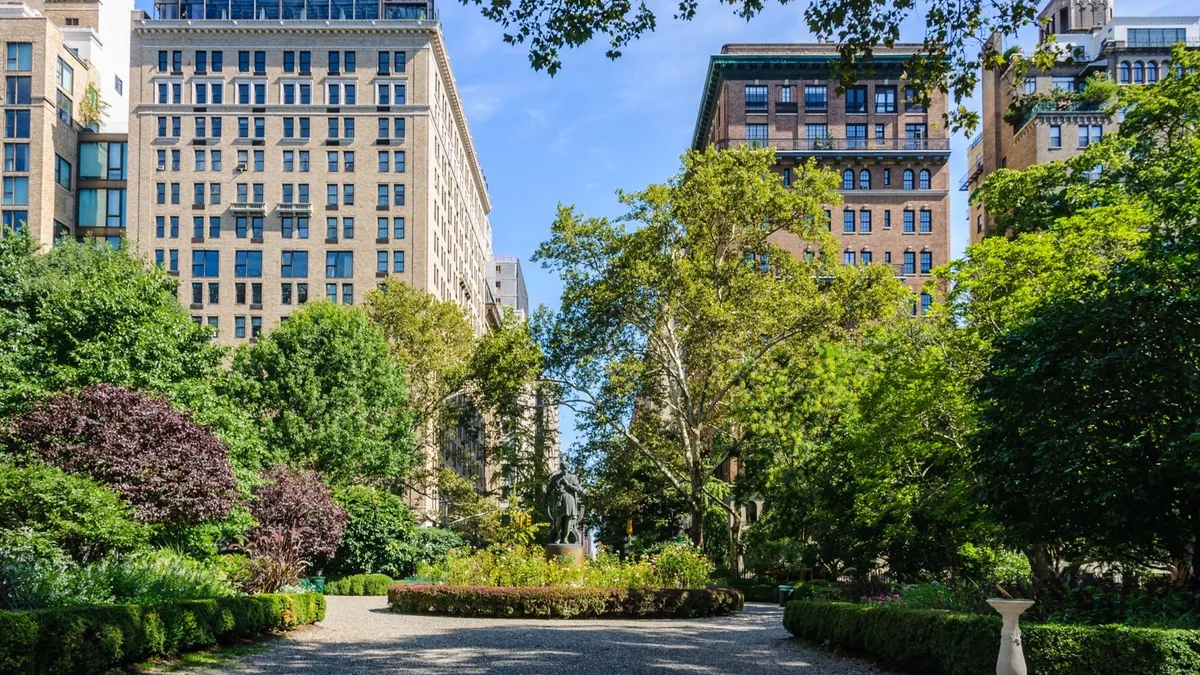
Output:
[[0, 592, 324, 675], [782, 600, 1200, 675], [388, 584, 743, 619]]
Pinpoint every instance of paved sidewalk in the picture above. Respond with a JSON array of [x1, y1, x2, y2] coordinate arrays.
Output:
[[212, 596, 898, 674]]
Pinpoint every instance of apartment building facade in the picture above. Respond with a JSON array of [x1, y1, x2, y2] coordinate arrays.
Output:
[[964, 0, 1200, 242], [692, 44, 952, 314], [0, 2, 116, 247], [126, 0, 493, 344]]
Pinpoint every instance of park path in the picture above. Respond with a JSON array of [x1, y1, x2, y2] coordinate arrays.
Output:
[[205, 596, 898, 674]]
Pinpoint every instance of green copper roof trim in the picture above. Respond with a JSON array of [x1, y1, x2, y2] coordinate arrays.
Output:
[[690, 52, 931, 150]]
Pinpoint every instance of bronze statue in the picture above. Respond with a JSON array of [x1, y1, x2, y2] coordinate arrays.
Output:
[[545, 461, 586, 545]]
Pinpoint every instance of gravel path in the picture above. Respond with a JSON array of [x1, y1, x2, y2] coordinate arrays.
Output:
[[208, 596, 898, 674]]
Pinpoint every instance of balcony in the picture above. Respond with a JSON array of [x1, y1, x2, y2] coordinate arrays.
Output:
[[1015, 100, 1105, 131], [277, 202, 312, 216], [714, 137, 951, 157], [230, 201, 266, 215], [959, 155, 984, 192]]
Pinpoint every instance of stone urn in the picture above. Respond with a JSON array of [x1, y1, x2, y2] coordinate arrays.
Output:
[[986, 598, 1035, 675]]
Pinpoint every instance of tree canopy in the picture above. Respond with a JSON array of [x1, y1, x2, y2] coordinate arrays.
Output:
[[231, 301, 418, 484], [534, 146, 903, 551], [460, 0, 1057, 131]]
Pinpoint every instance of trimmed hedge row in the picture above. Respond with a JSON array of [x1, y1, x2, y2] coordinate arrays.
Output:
[[733, 585, 778, 602], [325, 574, 394, 596], [782, 600, 1200, 675], [389, 584, 744, 619], [0, 593, 324, 675]]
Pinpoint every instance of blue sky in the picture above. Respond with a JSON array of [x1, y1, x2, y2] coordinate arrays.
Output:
[[133, 0, 1180, 450]]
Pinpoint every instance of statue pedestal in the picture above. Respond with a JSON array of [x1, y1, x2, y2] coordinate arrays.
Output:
[[545, 543, 585, 567]]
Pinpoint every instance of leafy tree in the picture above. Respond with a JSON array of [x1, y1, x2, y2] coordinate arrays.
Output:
[[248, 465, 347, 561], [4, 384, 237, 526], [585, 434, 689, 558], [328, 485, 417, 576], [0, 461, 145, 563], [0, 237, 267, 473], [533, 146, 902, 551], [365, 283, 476, 481], [232, 301, 418, 483], [458, 0, 1059, 131]]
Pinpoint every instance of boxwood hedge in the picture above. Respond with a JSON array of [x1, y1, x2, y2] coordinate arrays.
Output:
[[389, 584, 743, 619], [325, 574, 394, 596], [782, 600, 1200, 675], [0, 593, 324, 675]]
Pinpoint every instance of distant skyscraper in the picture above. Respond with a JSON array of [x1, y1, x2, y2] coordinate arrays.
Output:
[[488, 254, 528, 319], [692, 43, 952, 316]]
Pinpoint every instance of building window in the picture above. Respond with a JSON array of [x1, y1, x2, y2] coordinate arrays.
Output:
[[1024, 78, 1036, 94], [1147, 61, 1159, 83], [54, 155, 71, 190], [874, 86, 896, 113], [1078, 124, 1102, 148], [903, 251, 916, 275], [4, 110, 29, 139], [858, 169, 870, 190], [281, 251, 308, 277], [904, 86, 925, 112], [235, 251, 263, 278], [393, 217, 405, 239], [234, 316, 246, 339], [804, 85, 827, 112], [1133, 61, 1144, 84], [920, 251, 933, 273], [56, 91, 72, 124], [326, 251, 353, 278], [1127, 28, 1186, 48], [5, 76, 30, 104], [191, 250, 219, 277], [843, 210, 855, 234], [883, 210, 891, 229], [846, 124, 867, 149], [845, 86, 867, 113], [2, 177, 28, 205], [6, 43, 32, 71], [882, 168, 891, 187], [3, 143, 28, 172], [919, 210, 932, 233], [779, 86, 792, 103], [1049, 124, 1062, 148], [860, 250, 872, 264], [859, 210, 871, 233], [902, 169, 914, 190], [918, 169, 931, 190], [842, 169, 854, 190], [920, 293, 932, 314], [1119, 61, 1131, 84], [976, 214, 983, 233], [744, 85, 767, 111], [903, 210, 915, 233]]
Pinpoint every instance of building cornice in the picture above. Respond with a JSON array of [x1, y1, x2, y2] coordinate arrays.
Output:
[[691, 51, 921, 151]]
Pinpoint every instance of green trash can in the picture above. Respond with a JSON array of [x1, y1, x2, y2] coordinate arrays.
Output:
[[778, 585, 794, 606]]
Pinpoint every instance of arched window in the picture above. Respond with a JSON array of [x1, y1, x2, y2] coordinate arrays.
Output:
[[859, 169, 870, 190], [1147, 61, 1159, 83], [1133, 61, 1144, 84], [842, 169, 854, 190], [918, 169, 931, 190], [902, 169, 914, 190], [1119, 61, 1130, 84]]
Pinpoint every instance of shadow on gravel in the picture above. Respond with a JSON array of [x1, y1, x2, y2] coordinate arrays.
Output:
[[223, 604, 877, 674]]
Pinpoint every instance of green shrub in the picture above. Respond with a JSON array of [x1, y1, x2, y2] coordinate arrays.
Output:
[[325, 574, 393, 595], [328, 486, 463, 578], [782, 600, 1200, 675], [0, 593, 324, 675], [0, 462, 145, 563], [389, 584, 743, 619], [651, 543, 713, 589]]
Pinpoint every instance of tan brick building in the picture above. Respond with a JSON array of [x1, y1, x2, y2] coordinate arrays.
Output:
[[964, 0, 1200, 243], [0, 3, 105, 247], [126, 1, 494, 343], [692, 44, 952, 314]]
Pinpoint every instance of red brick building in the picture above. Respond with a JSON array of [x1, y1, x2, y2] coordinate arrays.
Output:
[[692, 44, 952, 314]]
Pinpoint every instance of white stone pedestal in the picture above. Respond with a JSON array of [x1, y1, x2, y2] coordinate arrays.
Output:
[[986, 598, 1035, 675]]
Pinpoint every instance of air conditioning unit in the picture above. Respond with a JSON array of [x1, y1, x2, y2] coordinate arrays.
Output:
[[236, 163, 247, 172], [156, 164, 166, 171]]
